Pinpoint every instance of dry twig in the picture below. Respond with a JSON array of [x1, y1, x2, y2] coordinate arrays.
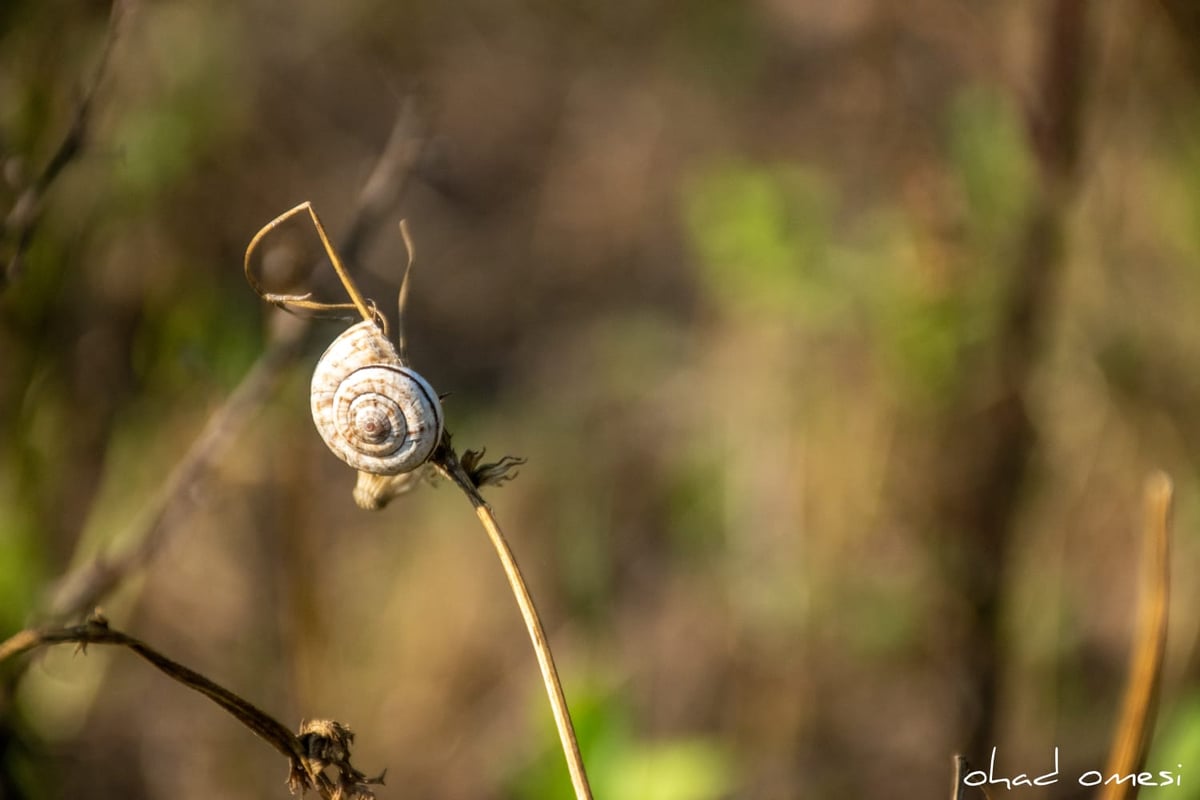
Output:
[[41, 102, 425, 623], [936, 0, 1092, 756], [951, 754, 969, 800], [2, 0, 128, 287], [1099, 472, 1173, 800], [0, 613, 382, 799], [431, 436, 593, 800]]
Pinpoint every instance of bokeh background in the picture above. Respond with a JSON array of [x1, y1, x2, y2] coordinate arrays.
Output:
[[4, 1, 1200, 798]]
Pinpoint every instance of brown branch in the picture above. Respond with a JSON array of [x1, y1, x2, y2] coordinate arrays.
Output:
[[1152, 0, 1200, 86], [2, 0, 128, 288], [1099, 472, 1173, 800], [40, 101, 426, 624], [0, 613, 382, 799], [43, 337, 305, 619], [937, 0, 1092, 758], [430, 434, 594, 800], [949, 754, 993, 800]]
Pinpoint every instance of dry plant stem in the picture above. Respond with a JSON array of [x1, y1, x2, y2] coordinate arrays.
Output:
[[0, 618, 342, 799], [432, 442, 594, 800], [937, 0, 1090, 756], [45, 335, 305, 619], [1099, 472, 1173, 800], [3, 0, 127, 286], [949, 755, 991, 800], [1152, 0, 1200, 88], [951, 755, 968, 800], [41, 102, 424, 624], [243, 201, 374, 323]]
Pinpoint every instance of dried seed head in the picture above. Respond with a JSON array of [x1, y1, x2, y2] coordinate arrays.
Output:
[[291, 719, 385, 799], [460, 449, 527, 488]]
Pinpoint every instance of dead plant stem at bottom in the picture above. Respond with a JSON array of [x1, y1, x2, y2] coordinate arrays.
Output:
[[0, 615, 379, 799]]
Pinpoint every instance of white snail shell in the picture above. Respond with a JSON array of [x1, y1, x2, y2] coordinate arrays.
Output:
[[310, 320, 444, 476]]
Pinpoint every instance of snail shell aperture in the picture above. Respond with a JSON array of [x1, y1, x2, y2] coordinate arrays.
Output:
[[311, 320, 444, 476]]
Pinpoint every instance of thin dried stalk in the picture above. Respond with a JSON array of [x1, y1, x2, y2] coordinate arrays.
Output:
[[3, 0, 129, 286], [1099, 472, 1173, 800], [936, 0, 1091, 757], [44, 336, 306, 619], [949, 754, 992, 800], [951, 755, 967, 800], [432, 439, 594, 800], [41, 101, 425, 623], [0, 614, 382, 799]]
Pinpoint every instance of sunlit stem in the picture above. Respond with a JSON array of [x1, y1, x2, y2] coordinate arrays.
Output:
[[244, 201, 373, 323], [396, 219, 415, 363], [433, 445, 594, 800]]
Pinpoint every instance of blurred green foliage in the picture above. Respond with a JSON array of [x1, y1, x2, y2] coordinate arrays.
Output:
[[1156, 693, 1200, 799], [512, 684, 735, 800], [685, 161, 835, 320], [948, 89, 1035, 252], [111, 5, 250, 204], [0, 481, 45, 636]]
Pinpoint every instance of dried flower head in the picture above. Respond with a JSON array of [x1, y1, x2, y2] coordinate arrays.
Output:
[[289, 719, 385, 800], [460, 448, 527, 488]]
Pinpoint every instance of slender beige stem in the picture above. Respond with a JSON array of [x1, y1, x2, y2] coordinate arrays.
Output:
[[1100, 471, 1172, 800], [950, 755, 966, 800], [434, 445, 594, 800]]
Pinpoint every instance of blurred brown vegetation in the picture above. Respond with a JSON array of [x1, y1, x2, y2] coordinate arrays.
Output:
[[4, 0, 1200, 798]]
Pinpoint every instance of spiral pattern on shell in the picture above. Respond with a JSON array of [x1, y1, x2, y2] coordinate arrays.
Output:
[[311, 320, 444, 475]]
